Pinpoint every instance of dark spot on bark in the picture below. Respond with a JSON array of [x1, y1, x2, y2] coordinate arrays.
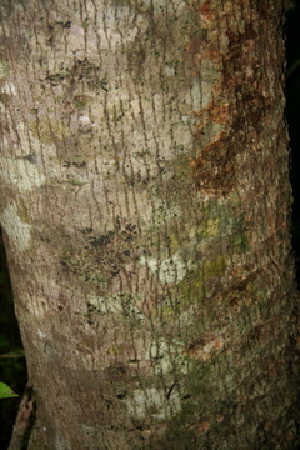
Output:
[[80, 227, 93, 235], [244, 23, 257, 40], [72, 161, 86, 168], [90, 234, 113, 246], [105, 365, 127, 381], [86, 302, 96, 312], [55, 20, 71, 28], [116, 393, 127, 400], [23, 154, 36, 164]]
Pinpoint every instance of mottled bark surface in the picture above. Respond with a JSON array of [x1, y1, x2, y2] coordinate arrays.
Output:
[[0, 0, 298, 449]]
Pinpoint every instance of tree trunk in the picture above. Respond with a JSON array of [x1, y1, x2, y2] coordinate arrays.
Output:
[[0, 0, 299, 448]]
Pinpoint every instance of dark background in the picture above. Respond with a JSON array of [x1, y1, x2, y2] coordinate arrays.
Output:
[[1, 2, 300, 448], [286, 0, 300, 285]]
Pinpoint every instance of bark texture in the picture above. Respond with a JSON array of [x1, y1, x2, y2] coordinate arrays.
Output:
[[0, 0, 298, 449]]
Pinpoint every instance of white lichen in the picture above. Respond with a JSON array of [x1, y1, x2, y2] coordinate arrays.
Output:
[[149, 338, 188, 375], [0, 83, 16, 95], [1, 201, 31, 250], [85, 293, 144, 316], [140, 251, 188, 285], [126, 387, 181, 421], [0, 157, 46, 190]]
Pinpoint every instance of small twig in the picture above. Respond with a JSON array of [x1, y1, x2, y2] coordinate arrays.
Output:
[[0, 350, 25, 359]]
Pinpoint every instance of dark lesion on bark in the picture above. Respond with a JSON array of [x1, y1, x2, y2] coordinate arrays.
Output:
[[8, 383, 36, 450], [192, 134, 237, 196]]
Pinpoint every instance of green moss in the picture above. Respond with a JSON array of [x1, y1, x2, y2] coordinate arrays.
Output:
[[74, 95, 93, 109], [167, 232, 181, 253], [106, 343, 123, 356], [0, 93, 11, 105], [172, 156, 194, 180], [174, 269, 204, 310], [231, 214, 250, 253], [16, 200, 30, 223], [196, 218, 220, 237], [0, 60, 9, 80], [172, 255, 226, 309], [203, 255, 226, 277], [30, 119, 71, 144], [232, 231, 249, 252], [68, 179, 87, 186]]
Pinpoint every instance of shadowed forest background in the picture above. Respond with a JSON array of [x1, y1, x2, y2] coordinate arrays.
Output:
[[287, 1, 300, 285], [1, 1, 300, 448]]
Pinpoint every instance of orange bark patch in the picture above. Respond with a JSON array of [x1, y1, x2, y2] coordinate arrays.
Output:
[[183, 332, 224, 361]]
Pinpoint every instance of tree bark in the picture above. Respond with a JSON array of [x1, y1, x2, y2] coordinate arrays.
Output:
[[1, 0, 299, 448]]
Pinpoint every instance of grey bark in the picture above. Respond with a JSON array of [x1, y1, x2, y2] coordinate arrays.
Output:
[[0, 0, 299, 449]]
